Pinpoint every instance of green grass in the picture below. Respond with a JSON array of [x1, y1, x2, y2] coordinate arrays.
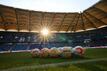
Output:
[[0, 48, 107, 71], [0, 52, 74, 70], [85, 48, 107, 58], [30, 61, 107, 71]]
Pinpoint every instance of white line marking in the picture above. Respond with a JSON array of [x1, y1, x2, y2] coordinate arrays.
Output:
[[1, 58, 107, 71]]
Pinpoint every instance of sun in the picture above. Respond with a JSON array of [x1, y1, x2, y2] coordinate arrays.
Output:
[[40, 27, 50, 37], [39, 27, 53, 43]]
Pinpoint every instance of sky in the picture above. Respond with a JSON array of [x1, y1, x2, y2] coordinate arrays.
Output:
[[0, 0, 100, 12]]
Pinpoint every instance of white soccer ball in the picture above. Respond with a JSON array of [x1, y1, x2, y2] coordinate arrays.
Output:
[[61, 47, 72, 58], [49, 47, 61, 57], [40, 48, 50, 57], [72, 46, 85, 56], [31, 48, 40, 57], [62, 47, 72, 52]]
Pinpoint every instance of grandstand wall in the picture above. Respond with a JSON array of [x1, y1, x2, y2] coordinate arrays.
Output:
[[0, 27, 107, 52]]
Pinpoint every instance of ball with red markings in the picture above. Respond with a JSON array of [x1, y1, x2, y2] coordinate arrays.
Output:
[[72, 46, 85, 56]]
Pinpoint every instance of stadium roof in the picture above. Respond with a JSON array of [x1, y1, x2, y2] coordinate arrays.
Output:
[[0, 0, 107, 33]]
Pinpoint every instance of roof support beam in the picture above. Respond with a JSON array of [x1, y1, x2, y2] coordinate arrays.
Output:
[[83, 13, 97, 29], [15, 9, 20, 32], [58, 13, 67, 32], [94, 6, 107, 14], [94, 7, 107, 19], [41, 12, 44, 28], [81, 13, 85, 30], [85, 11, 107, 25], [66, 14, 78, 32], [0, 11, 7, 31], [71, 14, 80, 32], [48, 13, 56, 28], [28, 11, 31, 32]]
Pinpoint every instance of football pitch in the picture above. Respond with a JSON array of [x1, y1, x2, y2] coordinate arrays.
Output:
[[0, 48, 107, 71]]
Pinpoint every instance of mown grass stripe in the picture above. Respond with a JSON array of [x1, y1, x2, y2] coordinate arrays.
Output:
[[1, 58, 107, 71]]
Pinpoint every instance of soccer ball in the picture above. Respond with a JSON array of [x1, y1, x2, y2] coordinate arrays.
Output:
[[62, 47, 72, 52], [49, 47, 61, 58], [61, 47, 72, 58], [72, 46, 85, 56], [39, 48, 50, 57], [31, 48, 40, 58], [61, 52, 72, 58], [57, 47, 63, 52]]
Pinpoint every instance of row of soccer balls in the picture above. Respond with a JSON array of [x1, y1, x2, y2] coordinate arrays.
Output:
[[31, 46, 85, 58]]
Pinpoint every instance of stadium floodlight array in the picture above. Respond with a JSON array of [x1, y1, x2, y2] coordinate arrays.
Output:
[[31, 46, 85, 58]]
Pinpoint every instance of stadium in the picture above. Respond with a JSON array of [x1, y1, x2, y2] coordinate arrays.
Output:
[[0, 0, 107, 71]]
